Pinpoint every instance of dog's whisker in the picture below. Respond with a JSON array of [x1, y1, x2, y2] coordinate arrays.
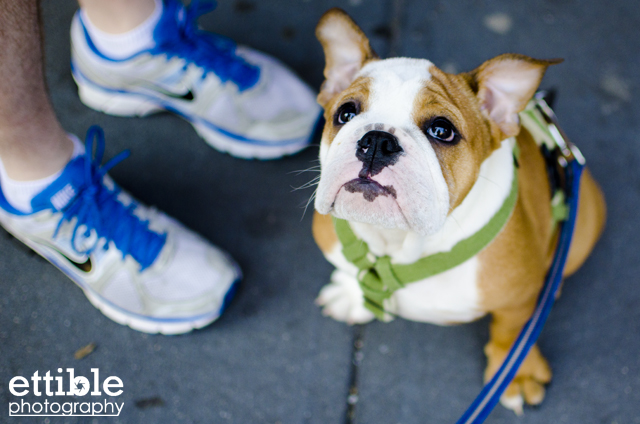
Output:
[[291, 176, 321, 192], [292, 182, 320, 192], [296, 174, 321, 183], [288, 167, 321, 176], [290, 174, 321, 185], [301, 189, 318, 220]]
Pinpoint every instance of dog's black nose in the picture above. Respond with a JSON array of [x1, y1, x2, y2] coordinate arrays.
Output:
[[356, 130, 403, 177]]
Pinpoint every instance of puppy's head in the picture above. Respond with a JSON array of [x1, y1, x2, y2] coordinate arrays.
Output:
[[314, 8, 561, 236]]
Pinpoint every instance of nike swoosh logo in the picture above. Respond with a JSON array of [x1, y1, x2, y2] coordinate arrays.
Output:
[[57, 250, 92, 273], [142, 83, 195, 101], [163, 89, 194, 101]]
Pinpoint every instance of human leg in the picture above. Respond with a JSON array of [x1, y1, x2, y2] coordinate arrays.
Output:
[[0, 0, 72, 181]]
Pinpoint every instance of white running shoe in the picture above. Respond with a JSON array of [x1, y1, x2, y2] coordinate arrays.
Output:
[[0, 127, 241, 335], [70, 0, 322, 160]]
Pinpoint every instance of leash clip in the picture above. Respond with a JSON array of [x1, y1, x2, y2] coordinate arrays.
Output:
[[533, 92, 586, 166]]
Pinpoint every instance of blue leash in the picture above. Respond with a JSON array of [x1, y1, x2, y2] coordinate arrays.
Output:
[[456, 95, 586, 424]]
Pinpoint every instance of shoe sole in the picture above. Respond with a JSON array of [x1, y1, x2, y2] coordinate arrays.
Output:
[[0, 221, 241, 335], [72, 71, 318, 160]]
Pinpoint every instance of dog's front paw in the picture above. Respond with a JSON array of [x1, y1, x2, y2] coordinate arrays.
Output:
[[316, 270, 375, 324], [484, 343, 552, 415]]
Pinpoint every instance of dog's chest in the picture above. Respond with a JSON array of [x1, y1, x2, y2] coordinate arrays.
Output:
[[392, 258, 484, 324]]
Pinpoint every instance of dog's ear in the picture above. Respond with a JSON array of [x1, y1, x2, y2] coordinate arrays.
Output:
[[316, 8, 378, 107], [464, 54, 562, 138]]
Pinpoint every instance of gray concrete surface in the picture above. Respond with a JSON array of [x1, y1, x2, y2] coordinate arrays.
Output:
[[1, 0, 639, 423]]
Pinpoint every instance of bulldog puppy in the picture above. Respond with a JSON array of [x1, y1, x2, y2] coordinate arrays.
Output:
[[311, 8, 606, 413]]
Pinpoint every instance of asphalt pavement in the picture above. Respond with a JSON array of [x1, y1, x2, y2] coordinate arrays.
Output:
[[1, 0, 639, 423]]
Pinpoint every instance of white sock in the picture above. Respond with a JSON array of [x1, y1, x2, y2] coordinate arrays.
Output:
[[0, 135, 85, 214], [79, 0, 163, 60]]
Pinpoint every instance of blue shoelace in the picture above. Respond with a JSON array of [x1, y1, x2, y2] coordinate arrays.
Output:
[[152, 0, 260, 91], [53, 126, 167, 271]]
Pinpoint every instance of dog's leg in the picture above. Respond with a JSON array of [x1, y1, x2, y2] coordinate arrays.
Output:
[[484, 306, 552, 415], [313, 211, 376, 324], [316, 268, 375, 324]]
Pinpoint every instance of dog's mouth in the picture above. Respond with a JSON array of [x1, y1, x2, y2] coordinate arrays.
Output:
[[342, 178, 397, 202]]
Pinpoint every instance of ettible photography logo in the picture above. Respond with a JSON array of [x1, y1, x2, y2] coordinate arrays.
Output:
[[8, 368, 124, 417]]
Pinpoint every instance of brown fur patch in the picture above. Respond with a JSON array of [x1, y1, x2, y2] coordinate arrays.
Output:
[[413, 65, 498, 211], [320, 76, 372, 145], [564, 168, 606, 275], [312, 211, 338, 253], [478, 128, 552, 313]]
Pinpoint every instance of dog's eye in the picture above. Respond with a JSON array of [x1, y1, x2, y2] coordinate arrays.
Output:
[[335, 102, 358, 125], [425, 118, 459, 144]]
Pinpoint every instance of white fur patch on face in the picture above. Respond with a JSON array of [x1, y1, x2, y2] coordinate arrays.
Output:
[[315, 58, 450, 236]]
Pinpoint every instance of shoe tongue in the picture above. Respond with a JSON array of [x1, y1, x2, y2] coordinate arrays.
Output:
[[31, 157, 88, 212]]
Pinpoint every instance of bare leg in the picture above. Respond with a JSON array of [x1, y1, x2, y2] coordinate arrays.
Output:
[[78, 0, 156, 34], [0, 0, 72, 181]]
